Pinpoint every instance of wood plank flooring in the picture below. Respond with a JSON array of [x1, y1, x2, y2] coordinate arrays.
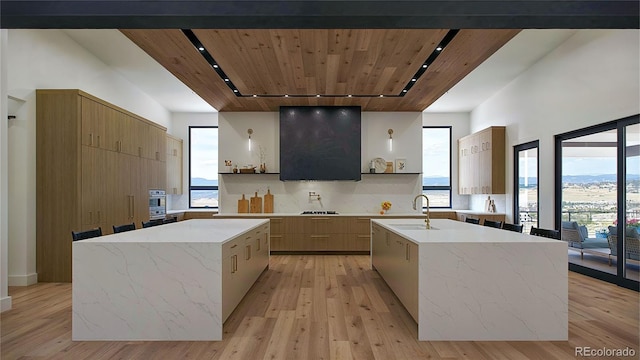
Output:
[[2, 255, 638, 359]]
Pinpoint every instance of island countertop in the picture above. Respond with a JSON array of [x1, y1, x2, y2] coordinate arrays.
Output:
[[373, 218, 559, 244], [77, 218, 269, 244]]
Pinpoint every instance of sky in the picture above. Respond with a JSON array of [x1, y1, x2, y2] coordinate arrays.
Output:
[[190, 127, 219, 180]]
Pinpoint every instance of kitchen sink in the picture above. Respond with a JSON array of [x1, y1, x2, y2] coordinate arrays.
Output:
[[390, 224, 438, 230]]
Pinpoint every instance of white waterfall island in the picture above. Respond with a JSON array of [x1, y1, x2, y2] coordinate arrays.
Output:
[[72, 219, 270, 341], [371, 218, 568, 341]]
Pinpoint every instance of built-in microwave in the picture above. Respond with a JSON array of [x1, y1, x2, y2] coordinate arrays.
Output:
[[149, 189, 166, 220]]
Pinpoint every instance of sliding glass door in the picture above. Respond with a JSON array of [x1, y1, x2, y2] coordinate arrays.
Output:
[[556, 115, 639, 290], [514, 141, 539, 234]]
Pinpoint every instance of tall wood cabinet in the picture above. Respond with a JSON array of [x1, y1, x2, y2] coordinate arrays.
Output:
[[166, 134, 183, 195], [458, 126, 505, 195], [36, 89, 167, 282]]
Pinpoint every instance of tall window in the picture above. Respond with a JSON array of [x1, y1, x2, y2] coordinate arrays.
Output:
[[514, 140, 539, 234], [189, 126, 218, 208], [422, 126, 452, 208]]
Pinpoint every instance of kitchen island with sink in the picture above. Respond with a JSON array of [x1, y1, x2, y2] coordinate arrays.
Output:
[[72, 219, 270, 341], [371, 218, 567, 341]]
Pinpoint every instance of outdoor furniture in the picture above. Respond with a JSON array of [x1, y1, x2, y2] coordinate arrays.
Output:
[[606, 226, 640, 265], [561, 221, 609, 258]]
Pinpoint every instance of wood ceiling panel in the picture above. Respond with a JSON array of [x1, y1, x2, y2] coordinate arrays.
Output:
[[193, 29, 447, 96], [122, 28, 520, 112], [391, 29, 521, 111]]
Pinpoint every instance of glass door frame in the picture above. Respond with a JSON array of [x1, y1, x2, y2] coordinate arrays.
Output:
[[554, 115, 639, 291], [513, 140, 539, 231]]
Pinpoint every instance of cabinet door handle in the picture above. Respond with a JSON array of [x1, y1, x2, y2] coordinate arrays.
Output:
[[231, 255, 237, 273], [246, 245, 251, 260], [406, 243, 410, 261], [156, 151, 160, 160], [230, 244, 238, 249], [256, 238, 261, 251], [97, 135, 101, 148], [89, 133, 94, 146], [310, 235, 329, 238], [138, 147, 142, 157]]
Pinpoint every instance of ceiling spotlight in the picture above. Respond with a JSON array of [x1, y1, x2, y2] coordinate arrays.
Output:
[[436, 46, 443, 51], [316, 94, 321, 97], [212, 64, 219, 68], [253, 94, 257, 97], [411, 78, 417, 82], [347, 94, 352, 98], [402, 89, 408, 93], [233, 89, 238, 93], [198, 46, 204, 51], [284, 94, 289, 97], [379, 94, 384, 97], [224, 78, 229, 82], [422, 64, 428, 68]]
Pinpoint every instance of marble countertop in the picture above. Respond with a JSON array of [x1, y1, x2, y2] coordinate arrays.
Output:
[[75, 218, 269, 244], [373, 218, 561, 244]]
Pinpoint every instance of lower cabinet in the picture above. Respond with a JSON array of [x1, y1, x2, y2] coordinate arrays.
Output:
[[221, 223, 269, 321], [371, 224, 418, 322]]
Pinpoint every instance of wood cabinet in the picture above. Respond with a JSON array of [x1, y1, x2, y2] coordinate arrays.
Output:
[[371, 224, 418, 322], [166, 134, 183, 195], [222, 223, 269, 321], [36, 89, 167, 282], [458, 126, 505, 195]]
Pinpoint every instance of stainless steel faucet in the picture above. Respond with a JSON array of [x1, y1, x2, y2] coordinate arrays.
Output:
[[412, 194, 431, 229]]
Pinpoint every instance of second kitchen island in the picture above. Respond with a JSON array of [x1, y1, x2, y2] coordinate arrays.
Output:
[[371, 218, 568, 341], [72, 219, 270, 341]]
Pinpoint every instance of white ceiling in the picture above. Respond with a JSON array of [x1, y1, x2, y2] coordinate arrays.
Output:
[[63, 28, 578, 114]]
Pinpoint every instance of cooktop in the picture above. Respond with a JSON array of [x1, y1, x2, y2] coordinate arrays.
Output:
[[301, 210, 338, 215]]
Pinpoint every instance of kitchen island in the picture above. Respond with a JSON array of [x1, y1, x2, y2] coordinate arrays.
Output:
[[72, 219, 270, 341], [371, 218, 567, 341]]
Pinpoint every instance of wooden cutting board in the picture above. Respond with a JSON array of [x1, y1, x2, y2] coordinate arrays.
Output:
[[250, 192, 262, 213], [237, 194, 249, 213], [263, 189, 274, 213]]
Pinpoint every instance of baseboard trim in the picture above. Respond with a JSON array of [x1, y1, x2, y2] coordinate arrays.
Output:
[[1, 296, 12, 312], [8, 273, 38, 286]]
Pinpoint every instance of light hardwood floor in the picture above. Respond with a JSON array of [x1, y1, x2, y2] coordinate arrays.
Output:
[[2, 255, 639, 359]]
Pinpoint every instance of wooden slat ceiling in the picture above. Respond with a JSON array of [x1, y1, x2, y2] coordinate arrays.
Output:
[[120, 29, 520, 112]]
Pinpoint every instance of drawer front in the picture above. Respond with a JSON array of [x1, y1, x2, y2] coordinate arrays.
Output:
[[304, 217, 348, 234], [222, 237, 242, 257]]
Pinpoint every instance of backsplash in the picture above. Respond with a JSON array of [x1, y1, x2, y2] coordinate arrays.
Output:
[[218, 174, 423, 214]]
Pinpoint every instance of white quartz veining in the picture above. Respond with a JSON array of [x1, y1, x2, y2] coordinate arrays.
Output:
[[72, 219, 268, 341], [372, 219, 568, 341]]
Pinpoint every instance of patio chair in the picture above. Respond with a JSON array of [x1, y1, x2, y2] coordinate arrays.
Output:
[[561, 221, 609, 258], [606, 226, 640, 265]]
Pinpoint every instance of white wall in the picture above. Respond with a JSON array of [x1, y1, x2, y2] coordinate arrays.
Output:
[[1, 30, 12, 311], [6, 29, 172, 286], [215, 112, 424, 214], [471, 29, 640, 227], [168, 112, 219, 210]]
